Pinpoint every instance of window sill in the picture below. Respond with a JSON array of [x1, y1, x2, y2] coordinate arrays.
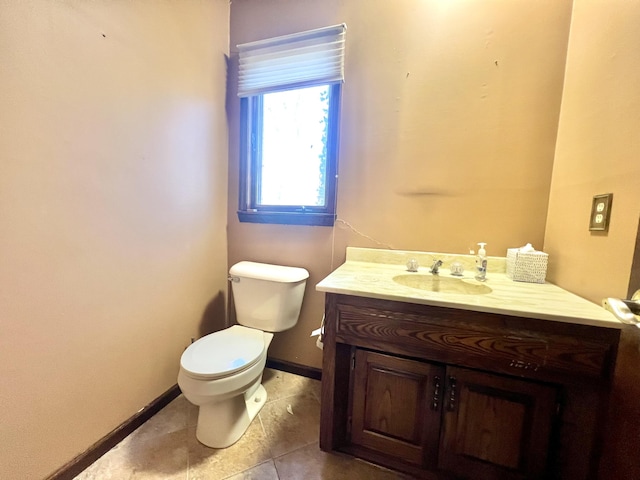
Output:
[[237, 210, 335, 226]]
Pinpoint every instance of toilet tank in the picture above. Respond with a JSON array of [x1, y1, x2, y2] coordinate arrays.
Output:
[[229, 261, 309, 332]]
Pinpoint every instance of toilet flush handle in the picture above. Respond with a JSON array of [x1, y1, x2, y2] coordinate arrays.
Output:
[[228, 275, 240, 283]]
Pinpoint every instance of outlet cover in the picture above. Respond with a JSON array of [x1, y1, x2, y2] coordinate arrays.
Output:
[[589, 193, 613, 232]]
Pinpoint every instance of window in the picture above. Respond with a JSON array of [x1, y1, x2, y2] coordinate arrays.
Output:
[[236, 25, 346, 226]]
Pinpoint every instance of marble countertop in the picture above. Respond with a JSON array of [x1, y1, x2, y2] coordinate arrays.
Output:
[[316, 247, 622, 329]]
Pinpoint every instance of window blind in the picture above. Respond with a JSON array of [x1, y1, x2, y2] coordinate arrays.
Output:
[[237, 24, 346, 97]]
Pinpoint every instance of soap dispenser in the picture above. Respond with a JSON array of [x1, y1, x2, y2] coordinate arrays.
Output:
[[475, 242, 487, 281]]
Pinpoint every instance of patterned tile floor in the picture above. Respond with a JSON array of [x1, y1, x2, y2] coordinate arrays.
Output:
[[74, 368, 411, 479]]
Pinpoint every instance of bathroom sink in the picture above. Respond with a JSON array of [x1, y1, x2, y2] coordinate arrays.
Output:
[[393, 274, 492, 295]]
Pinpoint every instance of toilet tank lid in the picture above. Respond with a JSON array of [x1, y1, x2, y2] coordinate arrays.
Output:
[[229, 261, 309, 283]]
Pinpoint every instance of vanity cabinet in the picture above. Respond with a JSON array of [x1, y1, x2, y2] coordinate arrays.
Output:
[[320, 293, 620, 480]]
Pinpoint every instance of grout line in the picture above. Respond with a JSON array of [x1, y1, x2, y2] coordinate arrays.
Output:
[[259, 411, 279, 460], [258, 412, 268, 439], [272, 457, 282, 480], [271, 439, 319, 461]]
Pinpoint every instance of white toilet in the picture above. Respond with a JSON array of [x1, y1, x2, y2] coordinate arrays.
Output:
[[177, 261, 309, 448]]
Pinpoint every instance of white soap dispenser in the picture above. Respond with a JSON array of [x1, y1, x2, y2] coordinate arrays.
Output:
[[475, 242, 487, 281]]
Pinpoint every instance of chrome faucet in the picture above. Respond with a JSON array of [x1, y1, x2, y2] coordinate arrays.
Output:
[[430, 259, 443, 275]]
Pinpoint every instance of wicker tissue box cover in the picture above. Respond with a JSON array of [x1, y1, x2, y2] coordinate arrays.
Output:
[[506, 248, 549, 283]]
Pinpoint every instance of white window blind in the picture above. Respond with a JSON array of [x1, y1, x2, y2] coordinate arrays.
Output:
[[237, 24, 346, 98]]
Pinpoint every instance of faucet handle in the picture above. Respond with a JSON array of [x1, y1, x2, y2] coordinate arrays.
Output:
[[450, 262, 464, 276], [406, 258, 419, 272]]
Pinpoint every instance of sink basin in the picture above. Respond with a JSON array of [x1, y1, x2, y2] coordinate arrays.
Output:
[[393, 274, 492, 295]]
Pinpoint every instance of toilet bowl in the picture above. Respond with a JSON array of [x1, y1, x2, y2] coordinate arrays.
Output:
[[178, 325, 274, 448], [178, 261, 308, 448]]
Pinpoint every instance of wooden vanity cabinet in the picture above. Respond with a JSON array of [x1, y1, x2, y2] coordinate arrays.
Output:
[[320, 294, 620, 480]]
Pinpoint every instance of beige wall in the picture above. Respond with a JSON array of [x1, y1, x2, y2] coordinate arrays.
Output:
[[544, 1, 640, 478], [228, 0, 573, 369], [0, 1, 230, 479], [544, 0, 640, 302]]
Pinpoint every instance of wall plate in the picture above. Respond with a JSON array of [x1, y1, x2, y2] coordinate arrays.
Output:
[[589, 193, 613, 232]]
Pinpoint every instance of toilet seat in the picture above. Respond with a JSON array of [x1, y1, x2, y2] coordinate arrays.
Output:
[[180, 325, 265, 381]]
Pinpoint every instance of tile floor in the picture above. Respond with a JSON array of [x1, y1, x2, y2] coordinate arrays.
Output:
[[74, 368, 412, 479]]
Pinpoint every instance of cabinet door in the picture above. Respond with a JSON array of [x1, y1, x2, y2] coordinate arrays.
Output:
[[351, 349, 444, 467], [439, 366, 558, 480]]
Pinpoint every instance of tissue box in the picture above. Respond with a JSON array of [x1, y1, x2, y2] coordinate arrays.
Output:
[[506, 249, 548, 283]]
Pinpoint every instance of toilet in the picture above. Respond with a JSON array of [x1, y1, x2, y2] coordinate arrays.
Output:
[[177, 261, 309, 448]]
